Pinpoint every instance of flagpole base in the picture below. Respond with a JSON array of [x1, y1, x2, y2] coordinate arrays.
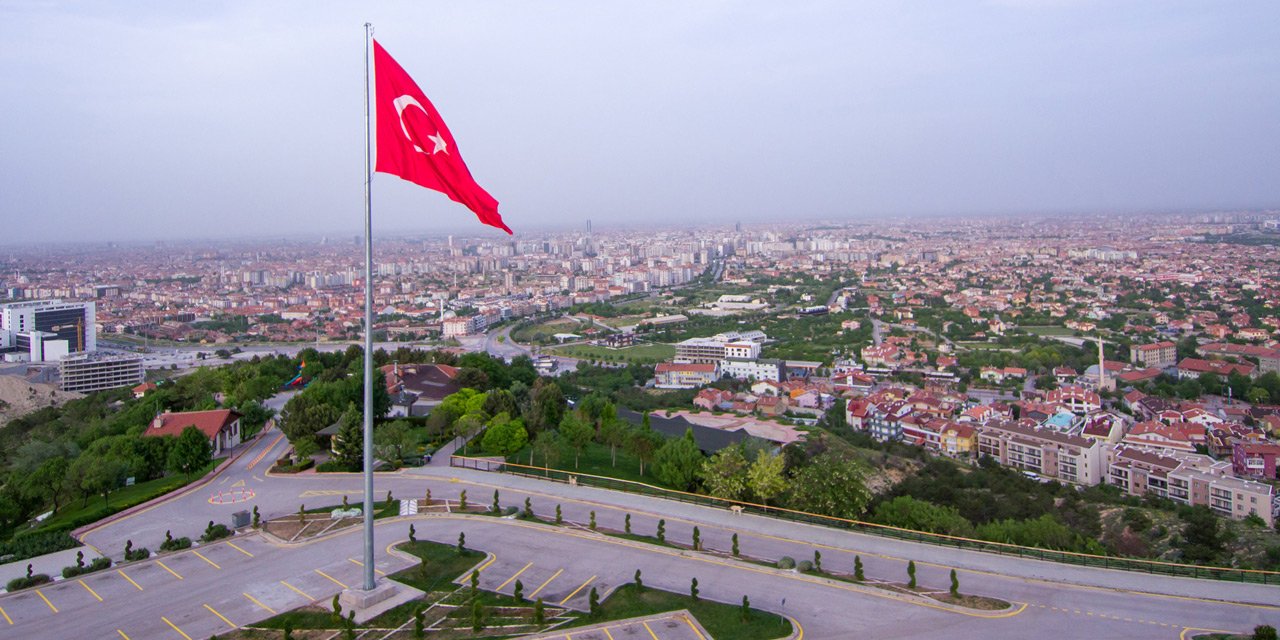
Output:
[[339, 580, 407, 623]]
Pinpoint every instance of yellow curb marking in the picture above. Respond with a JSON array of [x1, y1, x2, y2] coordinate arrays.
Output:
[[117, 569, 143, 591], [314, 569, 348, 589], [78, 579, 103, 602], [162, 615, 192, 640], [0, 604, 12, 625], [35, 589, 58, 613], [226, 541, 254, 557], [347, 558, 386, 576], [642, 621, 660, 640], [559, 575, 596, 605], [156, 560, 183, 580], [280, 580, 313, 601], [204, 603, 236, 629], [497, 562, 533, 591], [243, 592, 276, 614], [192, 551, 221, 570], [529, 568, 563, 598]]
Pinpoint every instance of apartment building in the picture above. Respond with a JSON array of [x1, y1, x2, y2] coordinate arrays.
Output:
[[1131, 341, 1177, 369], [1106, 445, 1275, 526], [59, 352, 144, 394], [976, 420, 1104, 485]]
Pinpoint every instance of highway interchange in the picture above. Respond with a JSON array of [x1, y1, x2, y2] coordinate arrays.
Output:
[[0, 421, 1276, 640]]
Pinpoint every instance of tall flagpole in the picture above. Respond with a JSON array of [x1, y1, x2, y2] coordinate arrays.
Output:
[[361, 21, 377, 592]]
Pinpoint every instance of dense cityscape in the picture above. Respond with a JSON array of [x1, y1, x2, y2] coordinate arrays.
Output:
[[4, 1, 1280, 638]]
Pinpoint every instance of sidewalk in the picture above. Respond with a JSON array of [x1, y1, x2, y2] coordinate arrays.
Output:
[[0, 546, 104, 589]]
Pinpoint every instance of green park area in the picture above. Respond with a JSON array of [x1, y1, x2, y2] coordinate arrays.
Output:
[[546, 342, 675, 364]]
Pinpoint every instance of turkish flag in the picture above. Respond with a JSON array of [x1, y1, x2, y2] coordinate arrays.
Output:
[[373, 40, 512, 234]]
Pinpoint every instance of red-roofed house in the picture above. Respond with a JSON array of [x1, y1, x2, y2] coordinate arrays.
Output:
[[1121, 421, 1198, 454], [144, 409, 242, 456]]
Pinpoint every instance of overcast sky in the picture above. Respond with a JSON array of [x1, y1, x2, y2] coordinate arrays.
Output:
[[2, 1, 1277, 243]]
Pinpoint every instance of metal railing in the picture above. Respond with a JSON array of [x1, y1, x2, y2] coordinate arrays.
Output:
[[450, 455, 1280, 585]]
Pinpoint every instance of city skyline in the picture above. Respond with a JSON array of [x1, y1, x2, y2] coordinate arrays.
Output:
[[3, 1, 1279, 243]]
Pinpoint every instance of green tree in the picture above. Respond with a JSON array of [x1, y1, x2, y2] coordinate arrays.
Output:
[[558, 412, 595, 469], [747, 450, 787, 506], [597, 416, 628, 467], [480, 389, 518, 419], [787, 452, 870, 519], [626, 423, 664, 476], [332, 404, 364, 470], [481, 412, 529, 456], [872, 496, 974, 536], [373, 420, 415, 465], [23, 457, 69, 513], [531, 430, 561, 469], [83, 455, 129, 506], [167, 426, 213, 479], [653, 429, 703, 490], [526, 380, 566, 434], [700, 446, 750, 500]]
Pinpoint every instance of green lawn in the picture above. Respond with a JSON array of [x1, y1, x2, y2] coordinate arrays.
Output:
[[35, 462, 216, 535], [547, 342, 675, 363], [388, 540, 490, 594], [508, 440, 672, 489], [560, 583, 792, 640], [1022, 325, 1076, 337]]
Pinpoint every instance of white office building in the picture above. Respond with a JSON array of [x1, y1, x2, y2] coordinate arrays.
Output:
[[1, 300, 97, 362]]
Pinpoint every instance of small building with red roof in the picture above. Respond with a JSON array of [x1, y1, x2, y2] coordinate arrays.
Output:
[[144, 409, 243, 456]]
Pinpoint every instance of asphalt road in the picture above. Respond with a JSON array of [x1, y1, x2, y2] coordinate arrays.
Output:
[[4, 426, 1277, 639]]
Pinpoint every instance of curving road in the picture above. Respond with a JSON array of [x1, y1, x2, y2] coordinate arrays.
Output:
[[3, 425, 1277, 639]]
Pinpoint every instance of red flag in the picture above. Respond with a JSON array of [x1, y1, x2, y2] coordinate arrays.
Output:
[[373, 40, 512, 234]]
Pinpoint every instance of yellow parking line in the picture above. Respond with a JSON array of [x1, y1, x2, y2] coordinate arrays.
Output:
[[117, 569, 144, 591], [314, 569, 348, 589], [603, 627, 615, 640], [226, 542, 254, 558], [475, 555, 497, 572], [243, 592, 276, 614], [683, 613, 708, 640], [156, 560, 183, 580], [280, 580, 314, 601], [346, 558, 386, 576], [0, 604, 11, 625], [78, 579, 103, 602], [204, 603, 236, 630], [35, 589, 58, 613], [559, 575, 596, 605], [192, 551, 221, 570], [497, 562, 533, 591], [642, 621, 660, 640], [529, 568, 563, 598], [116, 630, 130, 639], [162, 615, 192, 640]]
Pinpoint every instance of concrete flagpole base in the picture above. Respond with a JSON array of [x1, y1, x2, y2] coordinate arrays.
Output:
[[339, 580, 416, 624]]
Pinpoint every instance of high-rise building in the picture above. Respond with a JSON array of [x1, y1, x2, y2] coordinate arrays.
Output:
[[59, 352, 144, 394], [0, 299, 97, 362]]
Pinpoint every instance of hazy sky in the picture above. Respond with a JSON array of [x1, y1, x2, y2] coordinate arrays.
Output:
[[2, 1, 1278, 243]]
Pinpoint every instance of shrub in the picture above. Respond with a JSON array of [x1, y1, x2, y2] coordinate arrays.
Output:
[[201, 522, 232, 542], [776, 556, 796, 570], [796, 560, 813, 573], [316, 460, 355, 473], [160, 534, 192, 552], [125, 546, 151, 561], [502, 506, 519, 517], [62, 556, 111, 578], [5, 574, 51, 591]]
